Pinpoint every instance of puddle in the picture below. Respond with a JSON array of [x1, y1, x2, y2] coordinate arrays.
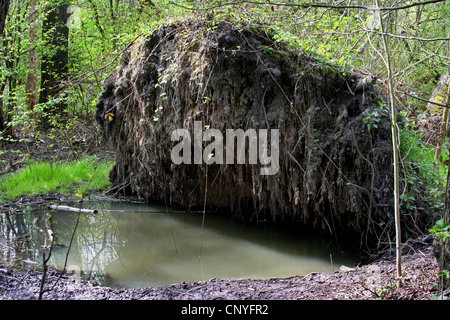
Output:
[[0, 201, 358, 288]]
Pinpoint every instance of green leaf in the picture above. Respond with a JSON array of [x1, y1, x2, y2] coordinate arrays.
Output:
[[438, 270, 450, 279]]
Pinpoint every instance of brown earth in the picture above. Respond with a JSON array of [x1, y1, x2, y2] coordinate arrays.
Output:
[[0, 244, 443, 300]]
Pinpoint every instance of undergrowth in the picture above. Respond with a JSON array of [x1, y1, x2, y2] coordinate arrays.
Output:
[[0, 155, 114, 201], [399, 122, 449, 215]]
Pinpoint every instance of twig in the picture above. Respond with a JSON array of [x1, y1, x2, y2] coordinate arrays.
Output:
[[38, 180, 91, 299], [38, 235, 54, 300]]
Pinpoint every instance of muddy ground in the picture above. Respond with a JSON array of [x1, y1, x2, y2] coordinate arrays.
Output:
[[0, 244, 443, 300]]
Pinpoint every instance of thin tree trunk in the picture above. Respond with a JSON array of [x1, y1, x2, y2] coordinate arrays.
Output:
[[440, 82, 450, 293], [0, 82, 6, 137], [86, 0, 105, 39], [109, 0, 116, 22], [0, 0, 11, 135], [442, 149, 450, 292], [0, 0, 10, 36], [25, 0, 38, 113], [1, 36, 15, 138]]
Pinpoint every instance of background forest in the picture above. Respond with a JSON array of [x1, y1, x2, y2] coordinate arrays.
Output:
[[0, 0, 450, 292], [0, 0, 449, 192]]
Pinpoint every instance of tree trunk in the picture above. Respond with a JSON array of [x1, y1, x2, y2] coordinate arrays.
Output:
[[376, 0, 402, 288], [86, 0, 105, 39], [0, 82, 6, 137], [39, 1, 70, 125], [437, 79, 450, 293], [440, 164, 450, 291], [0, 0, 11, 136], [25, 0, 38, 113], [0, 0, 10, 36], [1, 37, 15, 139]]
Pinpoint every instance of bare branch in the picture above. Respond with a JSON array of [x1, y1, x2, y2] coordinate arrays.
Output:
[[363, 29, 450, 42], [401, 91, 450, 108], [168, 0, 447, 12]]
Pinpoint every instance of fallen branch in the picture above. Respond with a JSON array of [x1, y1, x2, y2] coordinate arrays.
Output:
[[49, 205, 98, 214], [49, 204, 212, 215]]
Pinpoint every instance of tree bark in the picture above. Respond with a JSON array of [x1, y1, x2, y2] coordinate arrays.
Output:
[[438, 79, 450, 293], [25, 0, 38, 113], [39, 1, 70, 124], [1, 37, 15, 138], [0, 0, 11, 136], [439, 166, 450, 291], [0, 82, 6, 137], [0, 0, 10, 36]]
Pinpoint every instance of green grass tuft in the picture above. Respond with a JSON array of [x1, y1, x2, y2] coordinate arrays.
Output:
[[0, 156, 114, 202]]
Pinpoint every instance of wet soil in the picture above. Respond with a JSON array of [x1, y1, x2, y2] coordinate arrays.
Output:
[[0, 244, 442, 300]]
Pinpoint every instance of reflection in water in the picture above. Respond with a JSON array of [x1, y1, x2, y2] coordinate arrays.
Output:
[[0, 207, 50, 268], [1, 201, 358, 288]]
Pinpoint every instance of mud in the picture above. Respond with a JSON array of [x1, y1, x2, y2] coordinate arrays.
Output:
[[0, 244, 442, 300]]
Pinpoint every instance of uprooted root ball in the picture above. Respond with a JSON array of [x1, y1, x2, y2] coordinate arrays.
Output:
[[96, 20, 424, 248]]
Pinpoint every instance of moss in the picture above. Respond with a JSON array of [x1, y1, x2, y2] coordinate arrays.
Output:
[[427, 73, 450, 114]]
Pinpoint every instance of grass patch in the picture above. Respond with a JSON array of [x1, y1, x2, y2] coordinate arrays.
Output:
[[0, 156, 114, 202]]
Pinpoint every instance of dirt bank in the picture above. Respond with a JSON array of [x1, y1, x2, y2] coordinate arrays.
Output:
[[0, 244, 442, 300]]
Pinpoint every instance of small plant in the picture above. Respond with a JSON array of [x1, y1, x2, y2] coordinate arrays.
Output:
[[429, 218, 450, 243], [438, 269, 450, 280], [429, 218, 450, 298], [377, 282, 397, 298], [363, 107, 383, 132]]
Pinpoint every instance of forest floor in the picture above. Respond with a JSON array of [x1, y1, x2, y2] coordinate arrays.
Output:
[[0, 123, 446, 300], [0, 243, 443, 300]]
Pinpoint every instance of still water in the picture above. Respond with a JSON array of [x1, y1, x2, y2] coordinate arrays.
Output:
[[1, 201, 357, 288]]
